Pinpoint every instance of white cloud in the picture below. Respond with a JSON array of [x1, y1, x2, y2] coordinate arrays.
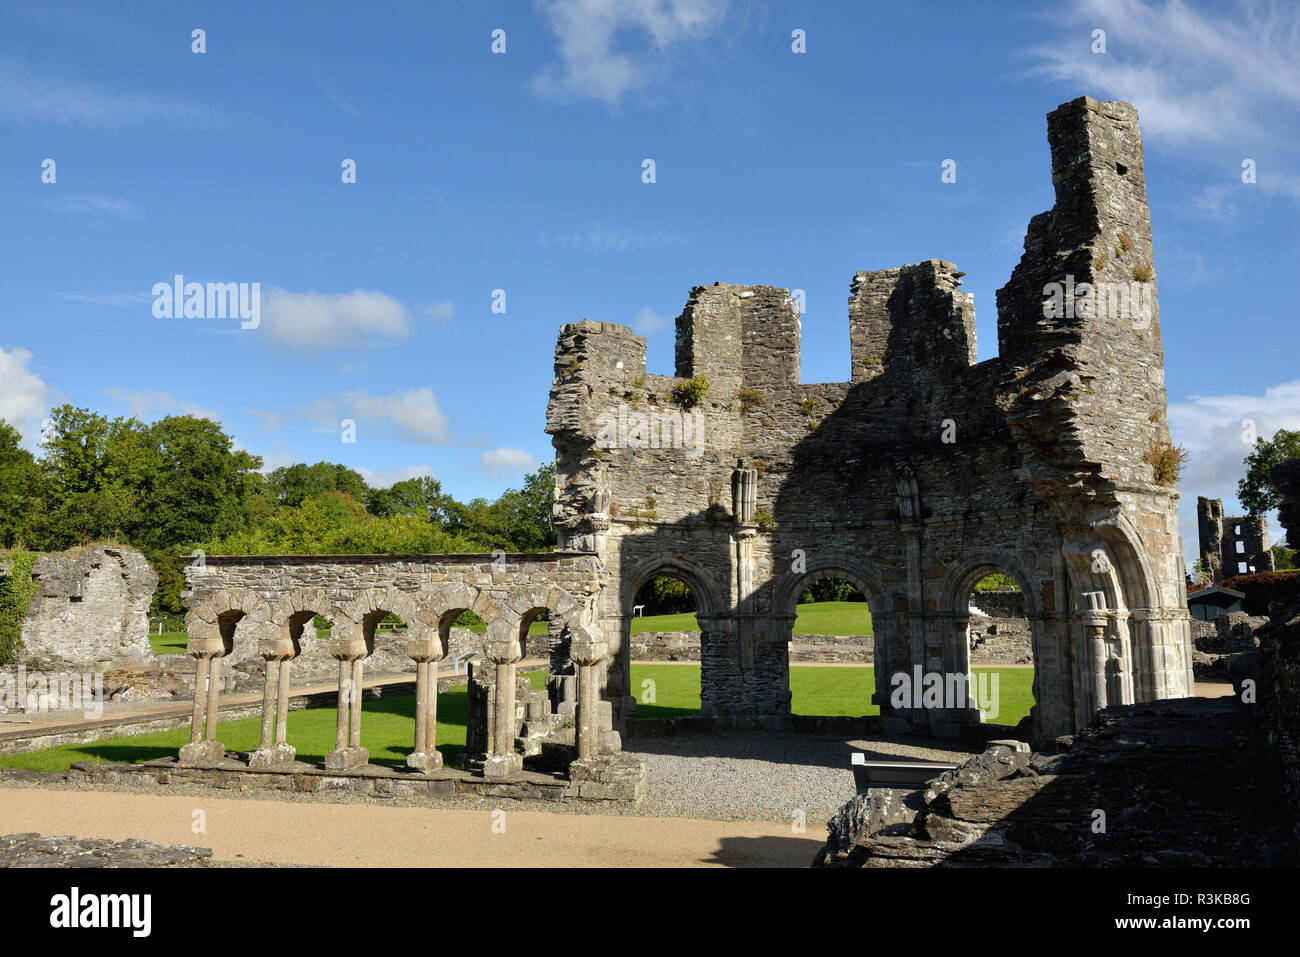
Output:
[[1169, 379, 1300, 562], [632, 307, 667, 334], [307, 389, 454, 447], [481, 447, 540, 475], [1023, 0, 1300, 211], [532, 0, 730, 107], [0, 58, 240, 129], [260, 288, 414, 352], [103, 388, 223, 424], [0, 346, 51, 446], [357, 464, 438, 488]]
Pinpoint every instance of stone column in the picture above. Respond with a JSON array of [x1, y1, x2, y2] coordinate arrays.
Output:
[[249, 637, 297, 769], [481, 636, 523, 779], [571, 638, 608, 761], [405, 636, 446, 772], [179, 636, 226, 764], [325, 635, 369, 771]]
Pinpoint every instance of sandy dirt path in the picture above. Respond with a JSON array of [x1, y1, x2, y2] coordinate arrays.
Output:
[[0, 787, 822, 868]]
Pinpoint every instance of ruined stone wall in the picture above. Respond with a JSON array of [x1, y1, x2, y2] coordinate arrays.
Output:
[[1198, 496, 1274, 580], [18, 545, 157, 668], [546, 96, 1193, 744]]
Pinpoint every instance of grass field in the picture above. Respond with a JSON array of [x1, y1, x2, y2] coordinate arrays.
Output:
[[630, 600, 871, 636], [0, 665, 1032, 773]]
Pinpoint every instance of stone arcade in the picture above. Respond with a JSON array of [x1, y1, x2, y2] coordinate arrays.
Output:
[[175, 97, 1194, 794]]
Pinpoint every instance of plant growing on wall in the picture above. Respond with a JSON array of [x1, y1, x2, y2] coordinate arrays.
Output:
[[669, 375, 709, 409], [1144, 441, 1188, 487], [737, 387, 766, 412], [0, 551, 37, 665]]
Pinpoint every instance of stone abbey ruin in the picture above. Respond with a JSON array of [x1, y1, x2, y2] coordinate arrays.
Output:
[[15, 97, 1299, 861], [132, 95, 1190, 788], [548, 95, 1191, 745]]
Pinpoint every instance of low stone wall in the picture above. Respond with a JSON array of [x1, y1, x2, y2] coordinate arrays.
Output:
[[968, 616, 1033, 664], [630, 628, 1031, 665], [968, 590, 1026, 619], [630, 631, 874, 663]]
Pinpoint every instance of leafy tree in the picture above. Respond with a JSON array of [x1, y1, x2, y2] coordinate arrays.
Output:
[[0, 421, 41, 548], [1273, 545, 1297, 571], [30, 405, 153, 549], [1239, 428, 1300, 516], [135, 415, 263, 550], [266, 462, 368, 507]]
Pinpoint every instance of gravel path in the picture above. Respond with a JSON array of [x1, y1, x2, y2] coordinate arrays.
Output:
[[626, 731, 979, 821]]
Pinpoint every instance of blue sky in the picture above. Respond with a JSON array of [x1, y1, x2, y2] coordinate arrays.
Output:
[[1, 0, 1298, 564]]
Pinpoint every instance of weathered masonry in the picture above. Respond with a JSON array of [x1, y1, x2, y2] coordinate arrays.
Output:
[[180, 553, 637, 792], [546, 96, 1194, 744], [1197, 496, 1274, 582]]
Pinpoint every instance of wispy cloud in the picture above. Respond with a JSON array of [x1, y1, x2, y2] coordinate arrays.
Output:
[[480, 447, 539, 475], [103, 388, 223, 424], [0, 58, 242, 129], [632, 307, 668, 335], [357, 464, 439, 488], [55, 290, 152, 306], [260, 288, 414, 352], [305, 388, 454, 446], [1022, 0, 1300, 213], [46, 193, 142, 220], [538, 225, 686, 251], [531, 0, 731, 107]]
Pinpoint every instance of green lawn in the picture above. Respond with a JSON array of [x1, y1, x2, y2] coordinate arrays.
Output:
[[630, 663, 1032, 724], [149, 631, 189, 655], [631, 600, 872, 636], [0, 665, 1032, 773]]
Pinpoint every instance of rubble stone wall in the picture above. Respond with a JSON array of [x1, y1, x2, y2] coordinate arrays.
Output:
[[18, 545, 157, 668]]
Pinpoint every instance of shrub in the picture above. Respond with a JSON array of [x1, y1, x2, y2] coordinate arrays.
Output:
[[1144, 441, 1188, 487], [1132, 262, 1155, 283], [737, 387, 766, 412], [799, 396, 821, 416], [753, 505, 775, 531], [670, 375, 709, 409], [0, 551, 38, 665]]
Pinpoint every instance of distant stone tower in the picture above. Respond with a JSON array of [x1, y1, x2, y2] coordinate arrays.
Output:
[[1197, 497, 1274, 582]]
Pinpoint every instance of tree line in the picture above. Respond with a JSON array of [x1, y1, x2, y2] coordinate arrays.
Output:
[[0, 406, 554, 615]]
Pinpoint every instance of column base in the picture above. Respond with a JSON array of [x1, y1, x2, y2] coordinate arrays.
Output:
[[324, 746, 370, 771], [248, 743, 296, 769], [480, 753, 523, 779], [178, 740, 225, 765], [568, 754, 647, 802], [406, 750, 443, 773]]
